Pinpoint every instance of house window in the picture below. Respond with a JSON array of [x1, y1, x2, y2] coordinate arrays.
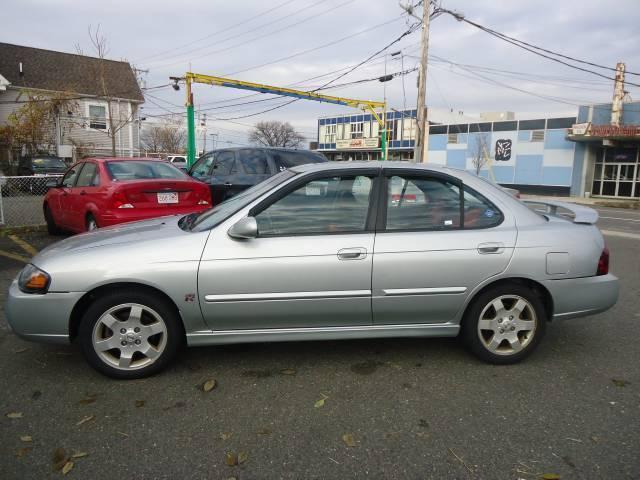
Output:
[[351, 122, 363, 139], [89, 105, 107, 130], [386, 119, 399, 141], [324, 124, 336, 143], [447, 133, 458, 144], [530, 130, 545, 142]]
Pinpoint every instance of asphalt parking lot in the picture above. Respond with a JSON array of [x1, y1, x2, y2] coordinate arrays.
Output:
[[0, 208, 638, 479]]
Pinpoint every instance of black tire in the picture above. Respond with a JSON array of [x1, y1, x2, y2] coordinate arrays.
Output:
[[78, 290, 183, 379], [85, 213, 98, 232], [461, 283, 547, 365], [44, 205, 64, 235]]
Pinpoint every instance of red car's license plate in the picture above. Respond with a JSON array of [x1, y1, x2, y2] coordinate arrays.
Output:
[[157, 192, 178, 204]]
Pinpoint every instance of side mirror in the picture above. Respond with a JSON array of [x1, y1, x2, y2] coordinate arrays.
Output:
[[45, 178, 60, 188], [228, 217, 258, 239]]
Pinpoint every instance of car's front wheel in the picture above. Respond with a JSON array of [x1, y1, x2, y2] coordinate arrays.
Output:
[[78, 290, 183, 379], [462, 284, 547, 364]]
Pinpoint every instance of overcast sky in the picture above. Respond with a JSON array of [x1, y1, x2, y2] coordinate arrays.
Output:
[[3, 0, 640, 145]]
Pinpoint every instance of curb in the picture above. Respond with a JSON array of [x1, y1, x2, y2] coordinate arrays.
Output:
[[0, 225, 47, 236]]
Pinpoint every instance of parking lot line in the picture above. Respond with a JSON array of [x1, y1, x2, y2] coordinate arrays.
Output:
[[0, 249, 29, 263], [7, 235, 39, 256]]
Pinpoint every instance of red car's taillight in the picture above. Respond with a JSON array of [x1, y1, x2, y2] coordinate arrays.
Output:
[[596, 246, 609, 276], [112, 191, 133, 209]]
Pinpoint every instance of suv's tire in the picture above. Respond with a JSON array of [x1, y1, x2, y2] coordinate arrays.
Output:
[[44, 205, 64, 235], [78, 290, 183, 379], [462, 284, 547, 364]]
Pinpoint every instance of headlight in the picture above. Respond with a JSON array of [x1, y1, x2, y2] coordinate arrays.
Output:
[[18, 264, 51, 294]]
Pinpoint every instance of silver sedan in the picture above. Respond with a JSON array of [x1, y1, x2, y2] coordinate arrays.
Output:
[[6, 162, 619, 378]]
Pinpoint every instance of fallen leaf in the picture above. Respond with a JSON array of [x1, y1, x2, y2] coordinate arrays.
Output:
[[220, 432, 232, 440], [314, 393, 329, 408], [117, 432, 129, 438], [135, 400, 145, 408], [342, 433, 356, 447], [52, 447, 67, 471], [20, 435, 32, 442], [202, 379, 217, 392], [62, 461, 74, 475], [542, 475, 561, 480], [612, 378, 630, 387], [71, 452, 89, 459], [76, 415, 95, 426], [256, 428, 272, 435], [6, 412, 23, 418], [16, 447, 32, 458], [78, 397, 96, 405], [280, 368, 297, 375], [238, 451, 248, 464], [226, 452, 238, 466], [14, 347, 29, 353]]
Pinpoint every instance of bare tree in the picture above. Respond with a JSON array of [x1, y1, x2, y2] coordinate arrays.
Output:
[[249, 121, 305, 148], [471, 133, 490, 175], [80, 25, 138, 156], [141, 119, 186, 154]]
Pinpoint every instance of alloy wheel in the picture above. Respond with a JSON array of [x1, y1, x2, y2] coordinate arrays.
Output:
[[91, 303, 168, 370], [477, 295, 537, 356]]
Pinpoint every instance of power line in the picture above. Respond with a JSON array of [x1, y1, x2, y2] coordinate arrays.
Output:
[[440, 9, 640, 87]]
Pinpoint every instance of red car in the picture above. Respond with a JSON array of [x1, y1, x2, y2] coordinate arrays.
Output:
[[43, 158, 211, 234]]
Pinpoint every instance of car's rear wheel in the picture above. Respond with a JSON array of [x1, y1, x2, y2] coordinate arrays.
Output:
[[78, 290, 183, 379], [462, 284, 546, 364], [44, 205, 64, 235], [86, 214, 98, 232]]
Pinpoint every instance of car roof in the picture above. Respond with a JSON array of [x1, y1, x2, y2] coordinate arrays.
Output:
[[290, 160, 464, 176], [80, 157, 166, 163]]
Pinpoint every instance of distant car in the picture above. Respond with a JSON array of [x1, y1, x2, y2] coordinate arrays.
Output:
[[189, 147, 327, 205], [8, 161, 618, 379], [167, 155, 188, 170], [43, 158, 211, 234], [17, 155, 67, 194]]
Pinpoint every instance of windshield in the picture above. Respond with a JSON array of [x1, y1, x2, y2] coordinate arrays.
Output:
[[106, 161, 186, 181], [32, 157, 66, 168], [180, 169, 296, 232]]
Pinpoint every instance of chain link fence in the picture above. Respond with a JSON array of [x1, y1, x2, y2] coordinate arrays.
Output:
[[0, 176, 62, 227]]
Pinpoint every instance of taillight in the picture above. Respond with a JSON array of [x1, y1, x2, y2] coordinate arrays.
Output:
[[112, 191, 134, 209], [596, 246, 609, 276]]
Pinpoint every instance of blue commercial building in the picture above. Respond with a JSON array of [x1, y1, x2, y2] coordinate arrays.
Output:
[[316, 101, 640, 198]]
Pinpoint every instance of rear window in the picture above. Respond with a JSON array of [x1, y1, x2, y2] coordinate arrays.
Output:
[[32, 157, 66, 168], [106, 161, 187, 181], [271, 151, 327, 172]]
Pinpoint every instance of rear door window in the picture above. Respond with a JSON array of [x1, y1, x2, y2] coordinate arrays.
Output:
[[238, 149, 269, 174], [76, 163, 99, 187], [191, 153, 214, 178]]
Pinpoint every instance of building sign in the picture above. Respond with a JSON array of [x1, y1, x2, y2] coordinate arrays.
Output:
[[495, 139, 512, 161], [335, 137, 379, 149], [570, 122, 640, 137]]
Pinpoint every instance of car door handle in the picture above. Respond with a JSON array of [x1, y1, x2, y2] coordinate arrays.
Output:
[[224, 182, 233, 187], [477, 242, 504, 254], [337, 247, 367, 260]]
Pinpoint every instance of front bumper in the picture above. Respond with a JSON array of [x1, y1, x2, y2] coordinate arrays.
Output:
[[5, 279, 84, 344], [544, 273, 619, 320], [99, 205, 209, 227]]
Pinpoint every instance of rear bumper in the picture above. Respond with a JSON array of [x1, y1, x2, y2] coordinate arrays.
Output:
[[99, 204, 209, 227], [544, 273, 619, 320], [5, 279, 84, 344]]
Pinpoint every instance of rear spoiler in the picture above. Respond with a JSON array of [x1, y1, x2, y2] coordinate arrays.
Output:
[[522, 200, 599, 225]]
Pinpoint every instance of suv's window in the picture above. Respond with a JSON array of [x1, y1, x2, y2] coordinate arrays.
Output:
[[212, 151, 236, 176], [76, 163, 99, 187], [385, 175, 502, 230], [61, 164, 82, 188], [32, 157, 66, 169], [191, 153, 214, 178], [271, 151, 326, 172], [255, 174, 373, 236], [238, 149, 268, 174]]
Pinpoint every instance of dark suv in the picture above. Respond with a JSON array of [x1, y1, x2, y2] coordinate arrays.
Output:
[[16, 155, 68, 194], [189, 147, 327, 204]]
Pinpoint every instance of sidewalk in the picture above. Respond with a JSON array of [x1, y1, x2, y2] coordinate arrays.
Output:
[[521, 194, 639, 210]]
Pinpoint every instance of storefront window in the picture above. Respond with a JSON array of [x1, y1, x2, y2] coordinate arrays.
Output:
[[592, 146, 639, 197]]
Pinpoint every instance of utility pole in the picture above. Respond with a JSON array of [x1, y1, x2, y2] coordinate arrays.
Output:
[[611, 62, 626, 126], [201, 113, 207, 154], [414, 0, 431, 163]]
